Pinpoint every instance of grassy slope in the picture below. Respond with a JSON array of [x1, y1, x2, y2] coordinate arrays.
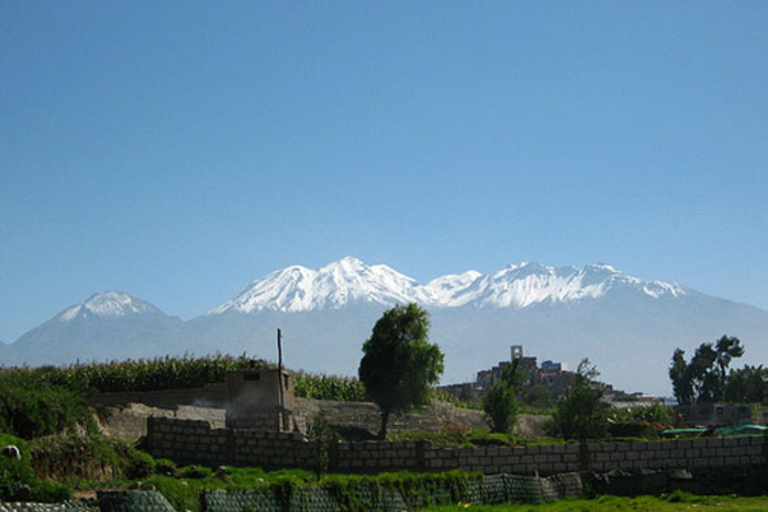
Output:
[[419, 494, 768, 512]]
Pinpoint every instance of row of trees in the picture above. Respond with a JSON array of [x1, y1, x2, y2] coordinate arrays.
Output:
[[357, 303, 611, 441], [357, 305, 765, 442]]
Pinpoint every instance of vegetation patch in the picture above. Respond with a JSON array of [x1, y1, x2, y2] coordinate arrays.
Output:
[[416, 493, 768, 512], [0, 433, 72, 502]]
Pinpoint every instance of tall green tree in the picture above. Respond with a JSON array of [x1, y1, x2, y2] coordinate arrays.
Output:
[[552, 359, 610, 441], [669, 335, 744, 405], [358, 303, 444, 439], [483, 359, 523, 434]]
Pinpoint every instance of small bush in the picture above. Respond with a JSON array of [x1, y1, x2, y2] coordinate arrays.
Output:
[[123, 446, 156, 479], [0, 433, 71, 502], [30, 433, 121, 482], [0, 371, 90, 439]]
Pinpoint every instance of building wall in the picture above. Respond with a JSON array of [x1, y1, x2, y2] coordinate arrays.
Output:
[[145, 417, 767, 475]]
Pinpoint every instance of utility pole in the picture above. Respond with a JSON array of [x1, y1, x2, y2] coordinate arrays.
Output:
[[277, 328, 285, 430]]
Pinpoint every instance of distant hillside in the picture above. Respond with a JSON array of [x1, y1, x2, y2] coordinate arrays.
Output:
[[5, 258, 768, 397]]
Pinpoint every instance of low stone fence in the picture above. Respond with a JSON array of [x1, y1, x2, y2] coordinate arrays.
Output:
[[145, 417, 767, 476]]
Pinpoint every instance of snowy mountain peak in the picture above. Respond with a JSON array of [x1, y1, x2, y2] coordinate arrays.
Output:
[[59, 291, 159, 322], [209, 258, 689, 314], [210, 257, 429, 314]]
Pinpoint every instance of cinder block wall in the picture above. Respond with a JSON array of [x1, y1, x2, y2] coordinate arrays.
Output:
[[145, 417, 767, 475]]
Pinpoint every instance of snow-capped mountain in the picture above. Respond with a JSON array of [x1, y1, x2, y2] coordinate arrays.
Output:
[[4, 258, 768, 396], [7, 291, 182, 366], [59, 291, 164, 321], [210, 256, 432, 314], [428, 262, 686, 308], [207, 258, 687, 313]]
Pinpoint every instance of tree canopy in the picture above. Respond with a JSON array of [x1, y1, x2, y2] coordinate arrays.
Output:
[[483, 359, 523, 434], [552, 359, 611, 441], [358, 303, 444, 439], [669, 335, 744, 405]]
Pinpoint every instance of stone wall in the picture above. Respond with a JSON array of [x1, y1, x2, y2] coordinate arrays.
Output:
[[145, 417, 767, 476], [92, 393, 488, 441], [294, 397, 487, 436], [94, 403, 226, 441], [89, 383, 228, 409]]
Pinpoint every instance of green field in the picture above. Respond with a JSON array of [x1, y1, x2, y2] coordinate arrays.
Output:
[[418, 494, 768, 512]]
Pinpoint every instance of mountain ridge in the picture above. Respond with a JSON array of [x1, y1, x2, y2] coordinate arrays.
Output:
[[208, 256, 689, 314], [3, 257, 767, 397]]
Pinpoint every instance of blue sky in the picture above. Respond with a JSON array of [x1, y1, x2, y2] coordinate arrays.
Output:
[[1, 2, 767, 342]]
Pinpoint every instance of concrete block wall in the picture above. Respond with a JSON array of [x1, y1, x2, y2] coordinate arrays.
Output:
[[225, 411, 280, 431], [334, 440, 424, 472], [145, 417, 767, 476], [146, 418, 309, 469]]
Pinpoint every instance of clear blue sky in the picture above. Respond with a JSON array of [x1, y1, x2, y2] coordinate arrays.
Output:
[[1, 2, 766, 342]]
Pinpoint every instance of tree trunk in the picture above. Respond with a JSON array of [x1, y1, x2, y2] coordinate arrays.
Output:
[[377, 410, 390, 440]]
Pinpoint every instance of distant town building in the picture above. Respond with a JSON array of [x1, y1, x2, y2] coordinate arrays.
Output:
[[440, 345, 579, 402]]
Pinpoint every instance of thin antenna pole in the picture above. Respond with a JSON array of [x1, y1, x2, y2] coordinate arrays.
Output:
[[277, 328, 285, 430]]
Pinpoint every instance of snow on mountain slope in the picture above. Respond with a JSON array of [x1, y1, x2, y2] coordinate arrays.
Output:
[[4, 259, 766, 396], [210, 256, 431, 314], [59, 291, 161, 321], [424, 271, 483, 306], [457, 262, 687, 308], [210, 258, 687, 313], [6, 291, 182, 366]]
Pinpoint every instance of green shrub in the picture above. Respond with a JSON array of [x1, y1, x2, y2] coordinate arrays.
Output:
[[483, 381, 519, 434], [0, 433, 71, 502], [552, 360, 611, 441], [30, 432, 121, 482], [123, 446, 156, 479], [0, 371, 90, 439]]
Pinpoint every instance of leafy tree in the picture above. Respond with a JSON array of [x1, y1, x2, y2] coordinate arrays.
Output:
[[668, 335, 744, 405], [522, 385, 556, 410], [358, 303, 444, 439], [483, 359, 522, 433], [552, 359, 610, 441], [725, 365, 768, 403]]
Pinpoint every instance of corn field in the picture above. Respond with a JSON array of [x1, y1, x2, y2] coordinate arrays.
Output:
[[293, 371, 368, 402], [0, 354, 368, 401]]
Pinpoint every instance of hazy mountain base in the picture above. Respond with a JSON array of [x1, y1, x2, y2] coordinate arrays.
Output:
[[5, 291, 768, 397]]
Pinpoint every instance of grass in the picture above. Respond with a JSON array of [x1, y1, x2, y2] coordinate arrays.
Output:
[[390, 427, 567, 448], [417, 493, 768, 512], [76, 465, 482, 512]]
